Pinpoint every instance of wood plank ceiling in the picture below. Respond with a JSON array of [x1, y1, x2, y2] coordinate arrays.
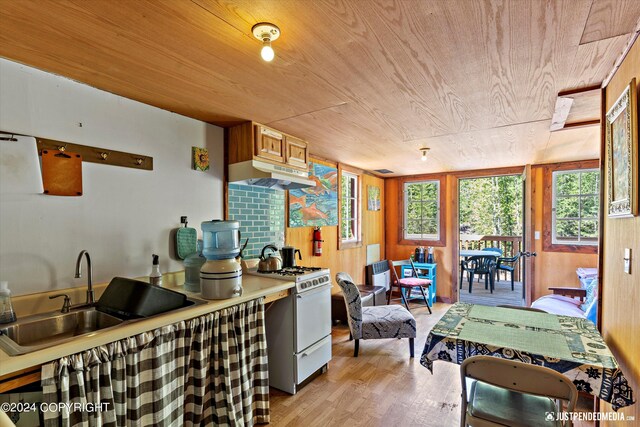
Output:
[[0, 0, 638, 176]]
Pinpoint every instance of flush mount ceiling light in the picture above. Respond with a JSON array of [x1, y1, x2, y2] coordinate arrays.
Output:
[[420, 147, 430, 161], [252, 22, 280, 62]]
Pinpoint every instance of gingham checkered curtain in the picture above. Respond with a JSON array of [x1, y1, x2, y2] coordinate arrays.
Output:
[[41, 298, 269, 427]]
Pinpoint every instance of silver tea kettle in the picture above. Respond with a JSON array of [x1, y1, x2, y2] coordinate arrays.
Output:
[[258, 244, 282, 272]]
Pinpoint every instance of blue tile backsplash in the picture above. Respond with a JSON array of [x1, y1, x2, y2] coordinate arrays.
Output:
[[228, 184, 285, 258]]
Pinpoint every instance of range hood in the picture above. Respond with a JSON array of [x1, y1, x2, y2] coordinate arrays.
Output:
[[228, 159, 315, 190]]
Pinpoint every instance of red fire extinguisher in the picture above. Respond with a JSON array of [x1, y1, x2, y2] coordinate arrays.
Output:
[[313, 226, 323, 256]]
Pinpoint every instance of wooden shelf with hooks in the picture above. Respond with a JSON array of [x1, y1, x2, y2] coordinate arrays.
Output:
[[35, 137, 153, 171]]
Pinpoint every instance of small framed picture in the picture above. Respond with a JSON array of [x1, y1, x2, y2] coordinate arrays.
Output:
[[192, 147, 209, 171]]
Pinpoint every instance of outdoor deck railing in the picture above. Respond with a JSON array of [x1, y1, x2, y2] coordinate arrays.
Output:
[[459, 234, 523, 281]]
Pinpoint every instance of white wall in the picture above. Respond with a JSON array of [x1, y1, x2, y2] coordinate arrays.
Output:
[[0, 59, 224, 296]]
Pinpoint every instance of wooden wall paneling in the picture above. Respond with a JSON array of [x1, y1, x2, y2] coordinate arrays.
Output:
[[385, 162, 600, 304], [0, 0, 635, 175], [523, 164, 533, 306], [227, 122, 254, 164], [530, 165, 599, 301], [385, 175, 454, 303], [579, 0, 640, 44], [286, 157, 385, 292], [600, 37, 640, 425], [542, 125, 601, 164]]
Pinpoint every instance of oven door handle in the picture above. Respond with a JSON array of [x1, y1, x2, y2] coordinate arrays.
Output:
[[296, 283, 331, 298], [301, 336, 330, 357]]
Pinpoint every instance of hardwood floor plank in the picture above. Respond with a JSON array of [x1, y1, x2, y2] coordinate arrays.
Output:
[[269, 302, 595, 426]]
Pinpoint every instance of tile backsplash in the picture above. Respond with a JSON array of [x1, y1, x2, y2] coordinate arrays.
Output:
[[227, 184, 285, 259]]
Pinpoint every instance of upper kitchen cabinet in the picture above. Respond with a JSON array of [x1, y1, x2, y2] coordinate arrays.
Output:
[[255, 125, 285, 163], [284, 136, 308, 170], [228, 122, 309, 171]]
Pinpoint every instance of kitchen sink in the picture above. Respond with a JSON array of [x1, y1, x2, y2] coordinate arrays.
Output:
[[0, 297, 208, 356], [0, 307, 124, 355]]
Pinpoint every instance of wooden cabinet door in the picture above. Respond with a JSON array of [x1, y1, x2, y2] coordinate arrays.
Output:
[[285, 136, 308, 170], [254, 125, 285, 163]]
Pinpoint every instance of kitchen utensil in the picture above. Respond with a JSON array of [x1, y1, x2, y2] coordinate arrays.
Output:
[[176, 216, 197, 260], [200, 258, 243, 300], [41, 149, 83, 196], [96, 277, 188, 320], [258, 244, 282, 272], [281, 246, 302, 268], [201, 220, 241, 260]]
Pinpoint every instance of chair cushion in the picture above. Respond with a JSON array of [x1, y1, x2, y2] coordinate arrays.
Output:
[[468, 380, 560, 427], [361, 304, 416, 339], [531, 295, 586, 318], [397, 277, 431, 287]]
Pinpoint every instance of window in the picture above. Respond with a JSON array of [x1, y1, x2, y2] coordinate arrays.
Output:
[[404, 180, 440, 241], [552, 169, 599, 245], [340, 170, 360, 246]]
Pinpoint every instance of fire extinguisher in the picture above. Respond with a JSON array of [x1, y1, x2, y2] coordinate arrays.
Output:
[[313, 226, 323, 256]]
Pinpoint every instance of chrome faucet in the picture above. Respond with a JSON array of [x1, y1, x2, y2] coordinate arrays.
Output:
[[74, 250, 95, 305]]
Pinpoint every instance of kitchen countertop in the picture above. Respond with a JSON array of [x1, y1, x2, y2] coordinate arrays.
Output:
[[0, 276, 294, 377]]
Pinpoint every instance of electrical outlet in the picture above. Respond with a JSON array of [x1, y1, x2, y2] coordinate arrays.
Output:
[[624, 248, 631, 274]]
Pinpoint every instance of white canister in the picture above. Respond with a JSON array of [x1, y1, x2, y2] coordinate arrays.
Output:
[[200, 258, 243, 300]]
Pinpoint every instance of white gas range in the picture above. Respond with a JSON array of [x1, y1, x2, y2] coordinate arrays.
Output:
[[246, 266, 332, 394]]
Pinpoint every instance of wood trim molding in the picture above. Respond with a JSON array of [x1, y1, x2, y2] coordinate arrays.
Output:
[[396, 175, 447, 247], [597, 87, 606, 331], [451, 165, 525, 179], [557, 84, 602, 97], [337, 163, 363, 250], [541, 159, 600, 254], [0, 366, 41, 393]]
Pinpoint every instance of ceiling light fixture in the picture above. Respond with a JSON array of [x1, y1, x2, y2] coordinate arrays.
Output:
[[420, 147, 430, 161], [252, 22, 280, 62]]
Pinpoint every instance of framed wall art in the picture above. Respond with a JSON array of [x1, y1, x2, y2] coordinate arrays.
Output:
[[606, 78, 638, 218], [367, 185, 381, 211], [289, 162, 338, 227]]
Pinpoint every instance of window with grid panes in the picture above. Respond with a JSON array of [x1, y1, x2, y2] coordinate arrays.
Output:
[[404, 180, 440, 241], [552, 169, 599, 245], [340, 171, 359, 242]]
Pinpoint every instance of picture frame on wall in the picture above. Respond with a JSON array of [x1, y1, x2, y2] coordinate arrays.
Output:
[[605, 78, 638, 218], [367, 185, 381, 211]]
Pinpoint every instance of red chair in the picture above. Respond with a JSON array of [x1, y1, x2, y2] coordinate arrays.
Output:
[[388, 259, 432, 314]]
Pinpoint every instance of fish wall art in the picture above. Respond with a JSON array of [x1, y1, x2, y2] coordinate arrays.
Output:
[[289, 162, 339, 227]]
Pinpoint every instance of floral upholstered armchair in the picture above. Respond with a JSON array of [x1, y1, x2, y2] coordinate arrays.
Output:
[[336, 272, 416, 357]]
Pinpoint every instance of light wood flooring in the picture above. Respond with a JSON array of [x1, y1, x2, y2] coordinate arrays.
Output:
[[268, 302, 594, 426], [459, 278, 524, 307]]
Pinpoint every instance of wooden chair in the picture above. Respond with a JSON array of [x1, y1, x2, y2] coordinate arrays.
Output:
[[336, 272, 416, 357], [460, 355, 578, 427], [388, 259, 432, 314]]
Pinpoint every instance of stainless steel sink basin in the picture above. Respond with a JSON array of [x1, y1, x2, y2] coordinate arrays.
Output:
[[0, 297, 207, 356], [0, 307, 124, 355]]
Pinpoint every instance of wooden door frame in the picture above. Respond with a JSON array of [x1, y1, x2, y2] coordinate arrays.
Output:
[[523, 164, 534, 306], [449, 166, 528, 303]]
